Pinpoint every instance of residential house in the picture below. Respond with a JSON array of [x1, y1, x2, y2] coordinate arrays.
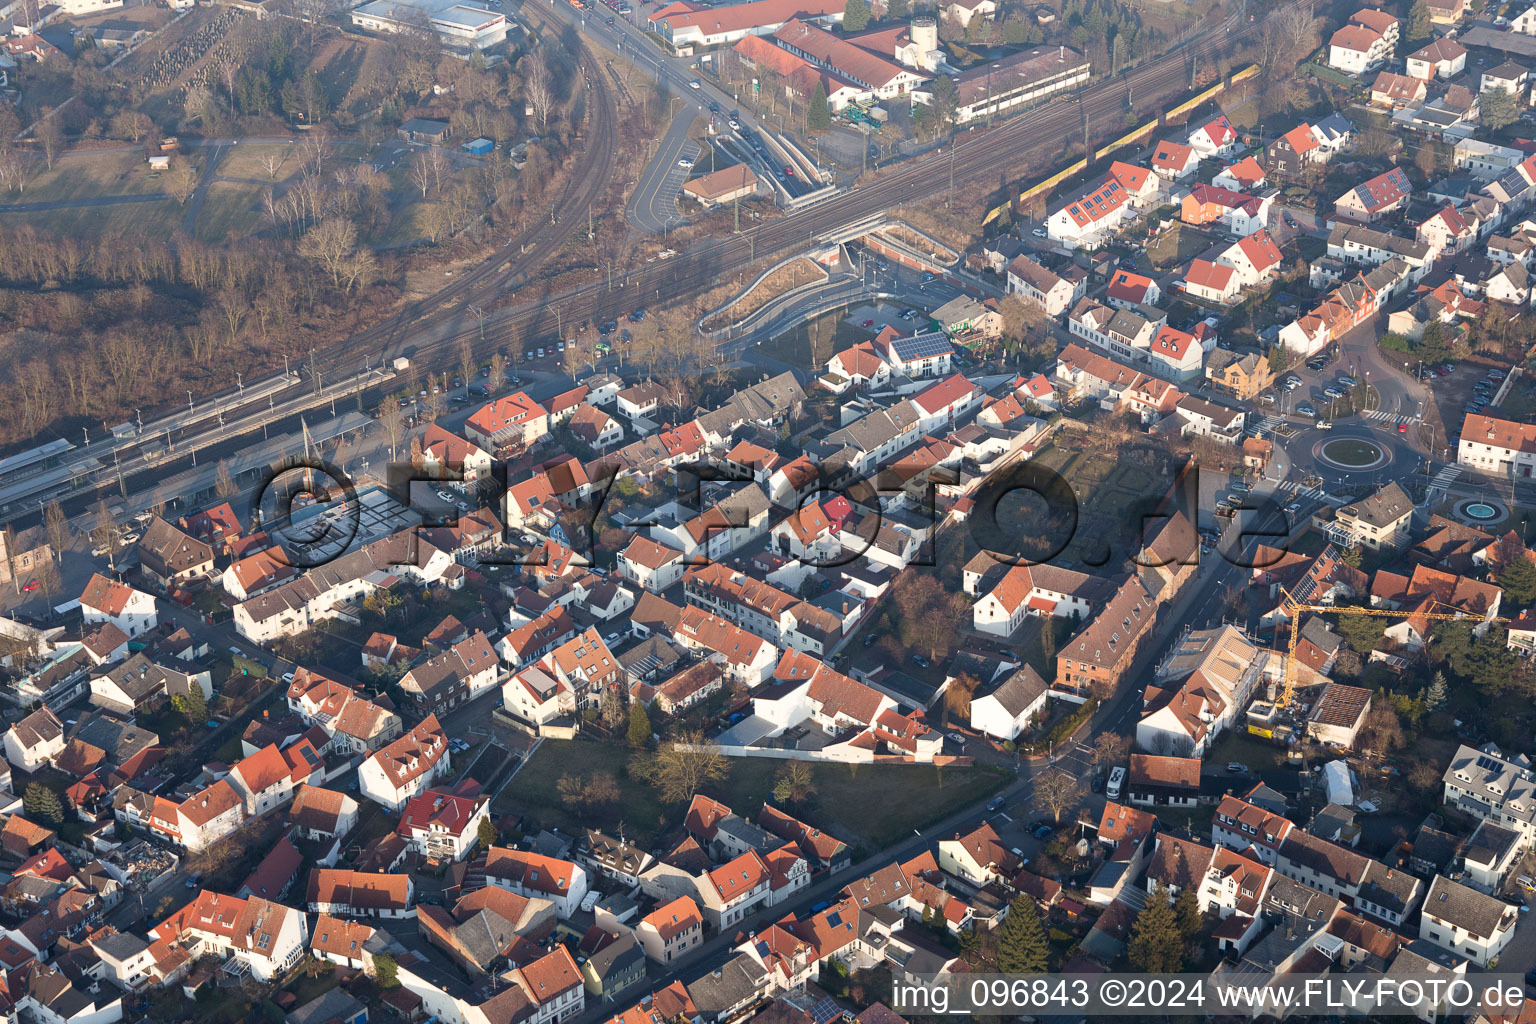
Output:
[[307, 869, 414, 919], [1419, 875, 1517, 966], [1336, 168, 1414, 222], [357, 715, 450, 812], [137, 518, 215, 588], [1407, 37, 1467, 81], [396, 784, 490, 862], [968, 665, 1049, 740], [3, 707, 64, 770], [466, 392, 548, 449], [634, 896, 704, 964], [484, 846, 590, 918], [79, 574, 157, 637], [151, 890, 307, 982]]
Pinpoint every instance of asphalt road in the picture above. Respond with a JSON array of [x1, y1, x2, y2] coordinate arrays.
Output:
[[627, 111, 701, 233]]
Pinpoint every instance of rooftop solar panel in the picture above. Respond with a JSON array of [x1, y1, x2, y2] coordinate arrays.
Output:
[[808, 997, 841, 1023], [891, 333, 954, 360]]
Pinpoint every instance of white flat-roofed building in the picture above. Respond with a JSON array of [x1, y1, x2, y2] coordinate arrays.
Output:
[[351, 0, 509, 49]]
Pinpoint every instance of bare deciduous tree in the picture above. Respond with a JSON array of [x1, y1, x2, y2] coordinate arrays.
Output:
[[524, 54, 556, 130], [379, 401, 406, 461], [1034, 768, 1084, 824], [42, 500, 68, 563], [632, 730, 729, 803]]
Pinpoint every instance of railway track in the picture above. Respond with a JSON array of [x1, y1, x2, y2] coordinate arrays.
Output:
[[31, 9, 1273, 524]]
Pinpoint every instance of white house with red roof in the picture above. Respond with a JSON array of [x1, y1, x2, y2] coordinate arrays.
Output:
[[151, 890, 307, 982], [1186, 114, 1240, 159], [697, 850, 772, 928], [634, 896, 704, 963], [1046, 174, 1132, 249], [1212, 793, 1295, 865], [1105, 268, 1161, 309], [396, 782, 490, 862], [1418, 204, 1477, 257], [80, 573, 157, 637], [357, 714, 450, 812], [1216, 229, 1286, 289], [910, 374, 981, 432], [465, 391, 548, 450], [1329, 18, 1392, 75], [166, 779, 247, 852], [1407, 36, 1467, 80], [421, 425, 493, 488], [484, 846, 590, 918], [1147, 325, 1203, 380], [973, 562, 1101, 636], [1213, 156, 1267, 192], [1018, 372, 1057, 411], [825, 340, 891, 390], [617, 536, 686, 593], [769, 500, 839, 562], [938, 822, 1021, 886], [1335, 167, 1413, 222], [1108, 161, 1160, 205], [1150, 139, 1199, 180], [228, 739, 324, 816], [1184, 259, 1242, 304]]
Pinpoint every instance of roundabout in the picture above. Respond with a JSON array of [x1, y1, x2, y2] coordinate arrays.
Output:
[[1313, 433, 1393, 473]]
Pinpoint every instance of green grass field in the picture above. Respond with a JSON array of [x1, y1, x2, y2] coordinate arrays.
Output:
[[496, 738, 1010, 848]]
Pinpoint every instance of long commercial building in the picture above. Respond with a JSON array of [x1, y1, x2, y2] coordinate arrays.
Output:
[[650, 0, 844, 52], [350, 0, 509, 49], [913, 45, 1090, 123]]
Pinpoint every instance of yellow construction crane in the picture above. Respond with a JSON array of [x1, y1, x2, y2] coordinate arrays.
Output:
[[1276, 586, 1509, 713]]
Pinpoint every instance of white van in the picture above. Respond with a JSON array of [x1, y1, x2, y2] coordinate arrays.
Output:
[[1106, 766, 1126, 800]]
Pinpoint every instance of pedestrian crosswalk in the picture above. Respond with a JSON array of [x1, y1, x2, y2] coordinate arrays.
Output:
[[1361, 409, 1396, 422], [1274, 479, 1331, 503]]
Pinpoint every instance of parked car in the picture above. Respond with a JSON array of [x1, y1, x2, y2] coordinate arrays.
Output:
[[1226, 762, 1249, 773], [1032, 227, 1047, 238]]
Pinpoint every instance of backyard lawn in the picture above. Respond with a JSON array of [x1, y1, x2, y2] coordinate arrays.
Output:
[[495, 738, 1010, 848]]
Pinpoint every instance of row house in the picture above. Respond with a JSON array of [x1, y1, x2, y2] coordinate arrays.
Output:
[[307, 869, 415, 919], [1278, 259, 1410, 356], [399, 630, 500, 713], [233, 531, 458, 643], [698, 850, 772, 928], [1212, 793, 1294, 865], [1067, 299, 1164, 365], [1326, 224, 1432, 281], [484, 847, 590, 918], [1419, 875, 1517, 966]]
